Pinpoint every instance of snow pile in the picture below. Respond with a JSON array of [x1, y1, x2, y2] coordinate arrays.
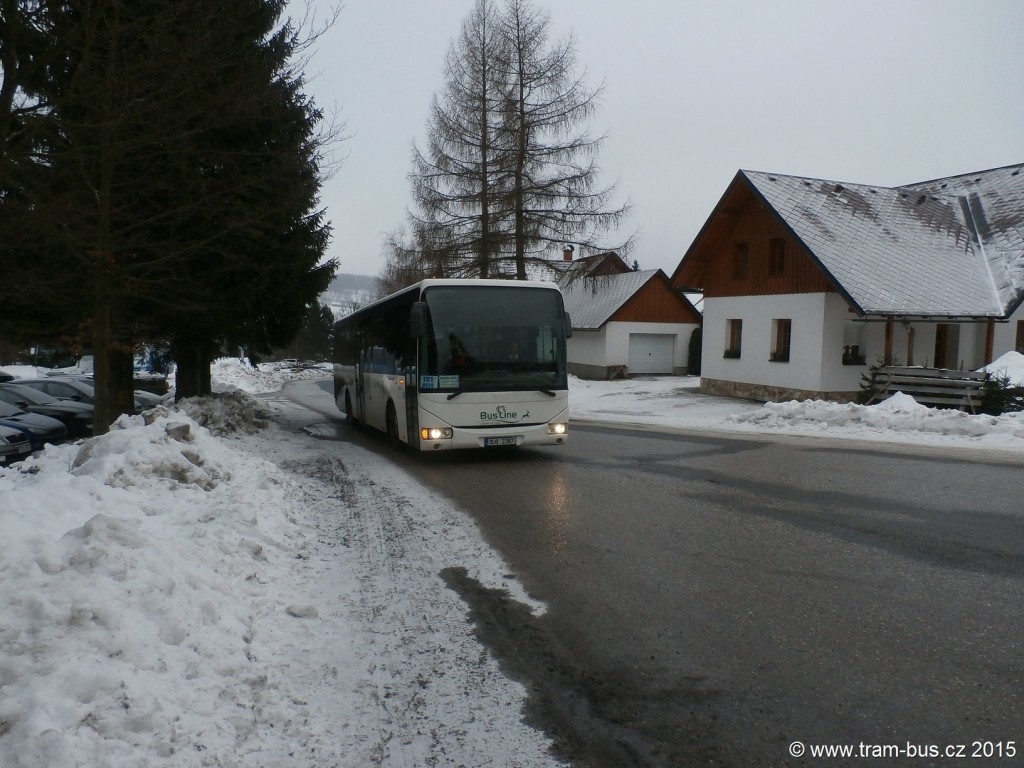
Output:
[[0, 404, 308, 767], [211, 358, 329, 395], [980, 350, 1024, 385], [729, 392, 1024, 443], [0, 381, 561, 767], [564, 374, 1024, 452], [174, 392, 273, 435]]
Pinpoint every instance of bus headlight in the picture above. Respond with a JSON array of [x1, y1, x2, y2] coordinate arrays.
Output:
[[547, 422, 567, 436], [421, 427, 453, 440]]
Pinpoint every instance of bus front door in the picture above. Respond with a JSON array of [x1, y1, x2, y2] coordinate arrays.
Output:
[[355, 331, 367, 421]]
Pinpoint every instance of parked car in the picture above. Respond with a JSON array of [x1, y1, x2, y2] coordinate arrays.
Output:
[[276, 358, 301, 370], [0, 383, 94, 437], [62, 374, 170, 406], [131, 388, 168, 409], [15, 376, 165, 413], [0, 424, 32, 465], [0, 400, 68, 450], [0, 368, 14, 383], [15, 376, 97, 404]]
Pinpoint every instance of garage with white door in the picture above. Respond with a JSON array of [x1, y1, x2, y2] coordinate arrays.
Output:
[[628, 333, 676, 374]]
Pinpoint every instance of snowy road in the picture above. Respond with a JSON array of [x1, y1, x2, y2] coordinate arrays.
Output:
[[2, 358, 1021, 767], [245, 391, 564, 766], [365, 416, 1024, 767], [275, 376, 1024, 768]]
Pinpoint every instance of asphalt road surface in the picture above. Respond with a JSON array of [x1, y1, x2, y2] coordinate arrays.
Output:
[[290, 381, 1024, 767]]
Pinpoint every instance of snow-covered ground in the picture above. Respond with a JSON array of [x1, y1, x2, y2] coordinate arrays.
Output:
[[1, 354, 1023, 767], [569, 350, 1024, 455]]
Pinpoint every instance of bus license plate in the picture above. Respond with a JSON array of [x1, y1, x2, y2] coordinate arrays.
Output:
[[484, 437, 517, 447]]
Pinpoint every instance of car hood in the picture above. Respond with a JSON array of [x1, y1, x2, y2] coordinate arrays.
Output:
[[0, 424, 28, 440], [0, 412, 68, 431], [31, 400, 93, 416]]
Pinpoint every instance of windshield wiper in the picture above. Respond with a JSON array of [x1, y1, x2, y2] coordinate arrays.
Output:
[[448, 388, 556, 400]]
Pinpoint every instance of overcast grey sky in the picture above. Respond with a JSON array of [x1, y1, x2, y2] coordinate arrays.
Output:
[[297, 0, 1024, 279]]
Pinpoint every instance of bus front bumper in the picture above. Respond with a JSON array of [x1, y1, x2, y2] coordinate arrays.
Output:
[[418, 422, 568, 451]]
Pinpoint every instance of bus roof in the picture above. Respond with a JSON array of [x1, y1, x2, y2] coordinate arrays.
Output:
[[336, 278, 562, 322], [416, 278, 559, 290]]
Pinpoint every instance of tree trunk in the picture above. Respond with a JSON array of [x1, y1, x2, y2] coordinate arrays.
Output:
[[91, 258, 114, 433], [89, 3, 123, 435], [174, 338, 212, 401]]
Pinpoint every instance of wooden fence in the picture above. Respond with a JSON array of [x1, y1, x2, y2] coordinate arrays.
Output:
[[865, 366, 989, 413]]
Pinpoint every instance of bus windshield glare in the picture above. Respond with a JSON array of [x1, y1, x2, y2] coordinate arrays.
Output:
[[418, 285, 568, 393]]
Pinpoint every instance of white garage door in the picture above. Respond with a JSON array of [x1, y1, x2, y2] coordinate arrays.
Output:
[[628, 333, 675, 374]]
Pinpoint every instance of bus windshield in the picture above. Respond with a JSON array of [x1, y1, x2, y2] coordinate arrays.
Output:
[[418, 285, 568, 394]]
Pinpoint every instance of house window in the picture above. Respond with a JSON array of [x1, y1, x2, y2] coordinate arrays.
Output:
[[724, 319, 742, 358], [842, 345, 866, 365], [732, 243, 749, 279], [768, 237, 786, 275], [771, 319, 791, 362]]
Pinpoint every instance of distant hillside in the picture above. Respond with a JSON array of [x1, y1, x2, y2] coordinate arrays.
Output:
[[321, 273, 379, 318]]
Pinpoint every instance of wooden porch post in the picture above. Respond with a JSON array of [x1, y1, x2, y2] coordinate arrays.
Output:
[[884, 318, 894, 364], [984, 319, 995, 365]]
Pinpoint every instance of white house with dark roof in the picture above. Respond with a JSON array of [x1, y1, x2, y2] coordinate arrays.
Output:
[[670, 163, 1024, 401], [558, 253, 702, 378]]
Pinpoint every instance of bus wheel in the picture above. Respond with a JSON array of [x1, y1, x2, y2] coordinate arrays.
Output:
[[386, 402, 400, 449], [344, 392, 357, 425]]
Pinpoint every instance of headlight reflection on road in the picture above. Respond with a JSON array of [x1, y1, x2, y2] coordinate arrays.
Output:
[[541, 469, 574, 555]]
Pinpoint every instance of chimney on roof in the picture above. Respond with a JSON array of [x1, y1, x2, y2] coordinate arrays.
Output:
[[562, 245, 575, 261]]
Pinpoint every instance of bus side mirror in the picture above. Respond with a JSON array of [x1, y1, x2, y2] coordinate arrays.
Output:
[[564, 312, 572, 339], [410, 302, 427, 338]]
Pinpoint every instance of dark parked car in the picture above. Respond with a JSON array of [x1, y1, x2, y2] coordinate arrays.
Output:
[[0, 424, 32, 465], [0, 400, 68, 450], [15, 376, 97, 404], [18, 376, 167, 412], [0, 383, 94, 437], [0, 368, 14, 383]]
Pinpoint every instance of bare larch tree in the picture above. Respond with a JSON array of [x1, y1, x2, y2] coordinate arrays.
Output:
[[409, 0, 509, 279], [396, 0, 629, 286]]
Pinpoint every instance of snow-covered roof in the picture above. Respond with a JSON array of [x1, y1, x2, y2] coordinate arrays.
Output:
[[560, 269, 662, 330], [740, 163, 1024, 317]]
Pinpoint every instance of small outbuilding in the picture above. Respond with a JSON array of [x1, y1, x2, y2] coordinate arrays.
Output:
[[558, 252, 702, 379]]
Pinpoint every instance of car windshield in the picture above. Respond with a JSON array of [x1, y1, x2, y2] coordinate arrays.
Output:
[[418, 285, 568, 393], [0, 400, 26, 417], [31, 379, 94, 402], [0, 385, 56, 406]]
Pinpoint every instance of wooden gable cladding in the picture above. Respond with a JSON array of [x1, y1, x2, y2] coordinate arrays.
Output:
[[671, 177, 835, 298], [611, 274, 701, 324], [702, 198, 834, 297]]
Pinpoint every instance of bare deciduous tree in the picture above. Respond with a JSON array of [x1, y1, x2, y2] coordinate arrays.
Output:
[[498, 0, 629, 279], [409, 0, 509, 279], [400, 0, 629, 285]]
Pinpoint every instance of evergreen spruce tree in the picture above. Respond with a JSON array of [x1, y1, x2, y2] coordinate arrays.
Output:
[[0, 0, 335, 427]]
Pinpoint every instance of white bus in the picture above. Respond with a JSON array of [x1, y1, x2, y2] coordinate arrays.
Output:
[[333, 279, 571, 451]]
